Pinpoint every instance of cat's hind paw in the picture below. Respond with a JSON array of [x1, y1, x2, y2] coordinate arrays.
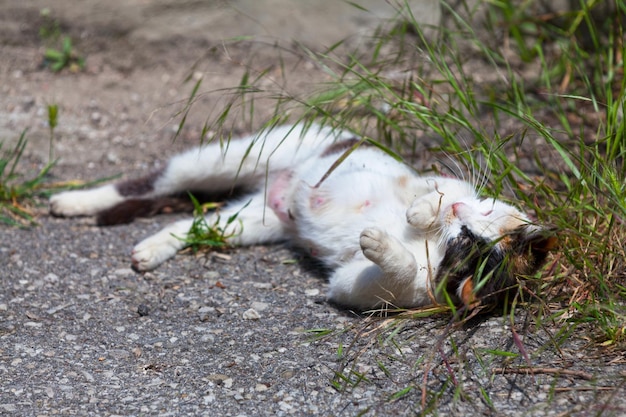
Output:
[[50, 185, 123, 217], [360, 227, 417, 278], [360, 227, 391, 265]]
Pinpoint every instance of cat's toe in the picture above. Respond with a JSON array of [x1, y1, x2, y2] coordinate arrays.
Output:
[[131, 235, 180, 271], [360, 227, 387, 261], [406, 199, 437, 228]]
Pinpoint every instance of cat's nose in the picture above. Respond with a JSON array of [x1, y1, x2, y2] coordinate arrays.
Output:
[[451, 202, 465, 217]]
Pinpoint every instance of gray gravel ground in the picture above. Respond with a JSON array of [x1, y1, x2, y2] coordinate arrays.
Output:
[[3, 216, 625, 416], [1, 1, 626, 416]]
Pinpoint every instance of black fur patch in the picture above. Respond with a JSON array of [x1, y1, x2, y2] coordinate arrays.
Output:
[[116, 168, 164, 197], [435, 225, 554, 307], [97, 197, 194, 226]]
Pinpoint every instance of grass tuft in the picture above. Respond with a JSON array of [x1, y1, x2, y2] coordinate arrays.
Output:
[[179, 194, 249, 252], [0, 131, 54, 227]]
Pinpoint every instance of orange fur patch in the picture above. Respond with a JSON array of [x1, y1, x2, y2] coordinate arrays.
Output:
[[460, 277, 480, 309]]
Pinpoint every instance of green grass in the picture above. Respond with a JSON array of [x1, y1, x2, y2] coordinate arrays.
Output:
[[0, 106, 104, 226], [309, 0, 624, 345], [179, 194, 249, 252], [0, 131, 54, 226], [43, 36, 85, 73], [38, 8, 85, 73], [172, 0, 622, 412]]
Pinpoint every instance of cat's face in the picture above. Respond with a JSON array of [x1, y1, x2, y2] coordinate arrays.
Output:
[[436, 197, 556, 309]]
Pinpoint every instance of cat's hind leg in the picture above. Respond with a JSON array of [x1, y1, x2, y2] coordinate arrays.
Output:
[[50, 169, 167, 218], [50, 184, 125, 217], [131, 193, 286, 270], [50, 123, 344, 219]]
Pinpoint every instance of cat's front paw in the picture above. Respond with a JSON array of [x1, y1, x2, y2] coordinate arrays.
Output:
[[131, 221, 191, 270], [406, 197, 439, 229], [131, 234, 180, 271]]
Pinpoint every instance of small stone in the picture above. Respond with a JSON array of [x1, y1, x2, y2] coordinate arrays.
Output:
[[198, 306, 216, 322], [113, 268, 134, 276], [251, 301, 269, 312], [43, 273, 59, 283], [109, 349, 130, 360], [255, 383, 269, 392], [242, 308, 261, 320], [137, 304, 150, 317], [305, 288, 320, 296], [207, 374, 230, 386]]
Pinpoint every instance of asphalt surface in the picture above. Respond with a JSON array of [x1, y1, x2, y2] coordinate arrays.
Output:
[[1, 1, 625, 416]]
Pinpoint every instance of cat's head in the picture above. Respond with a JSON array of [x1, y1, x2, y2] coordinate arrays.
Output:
[[435, 198, 557, 309]]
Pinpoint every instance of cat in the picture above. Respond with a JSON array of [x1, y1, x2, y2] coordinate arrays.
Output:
[[50, 122, 556, 310]]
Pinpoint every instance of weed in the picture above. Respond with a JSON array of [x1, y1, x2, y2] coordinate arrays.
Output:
[[179, 194, 249, 252], [38, 8, 62, 43], [0, 131, 54, 227], [44, 36, 85, 73], [47, 104, 58, 161]]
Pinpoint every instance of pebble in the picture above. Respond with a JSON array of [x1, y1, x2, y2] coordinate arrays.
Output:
[[255, 383, 269, 392], [43, 273, 59, 283], [251, 301, 269, 312], [198, 306, 217, 322], [242, 308, 261, 320], [137, 304, 150, 316]]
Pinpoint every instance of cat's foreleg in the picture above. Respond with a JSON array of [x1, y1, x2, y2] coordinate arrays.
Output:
[[406, 192, 442, 230], [328, 228, 427, 309], [406, 179, 476, 229], [131, 194, 286, 270]]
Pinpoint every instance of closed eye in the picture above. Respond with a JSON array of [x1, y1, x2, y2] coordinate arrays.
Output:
[[481, 210, 493, 216]]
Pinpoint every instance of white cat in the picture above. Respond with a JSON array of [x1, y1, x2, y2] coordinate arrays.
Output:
[[50, 123, 555, 310]]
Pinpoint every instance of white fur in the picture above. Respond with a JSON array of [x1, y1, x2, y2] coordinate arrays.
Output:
[[50, 184, 124, 216], [51, 123, 531, 309]]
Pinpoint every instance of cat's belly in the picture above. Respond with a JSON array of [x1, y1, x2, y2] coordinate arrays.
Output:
[[288, 170, 413, 267], [267, 170, 294, 223]]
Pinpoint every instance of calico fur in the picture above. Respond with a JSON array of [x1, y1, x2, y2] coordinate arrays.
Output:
[[50, 123, 556, 310]]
